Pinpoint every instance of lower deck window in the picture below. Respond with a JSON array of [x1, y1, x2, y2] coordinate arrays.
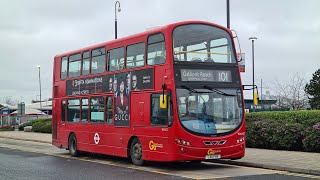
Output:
[[67, 99, 80, 122], [106, 96, 113, 124], [90, 97, 104, 123], [81, 99, 89, 123], [151, 94, 168, 125]]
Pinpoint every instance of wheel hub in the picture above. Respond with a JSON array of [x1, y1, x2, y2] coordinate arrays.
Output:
[[133, 143, 142, 160]]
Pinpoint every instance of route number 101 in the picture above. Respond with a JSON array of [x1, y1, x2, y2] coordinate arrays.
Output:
[[218, 72, 229, 82]]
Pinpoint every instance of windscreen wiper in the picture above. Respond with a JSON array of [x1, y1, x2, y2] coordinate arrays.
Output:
[[203, 85, 235, 96], [181, 85, 198, 93]]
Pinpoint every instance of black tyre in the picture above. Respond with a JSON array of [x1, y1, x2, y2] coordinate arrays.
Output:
[[190, 160, 202, 164], [68, 133, 79, 157], [130, 138, 144, 166]]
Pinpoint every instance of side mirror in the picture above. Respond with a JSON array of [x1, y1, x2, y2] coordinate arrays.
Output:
[[160, 94, 167, 109]]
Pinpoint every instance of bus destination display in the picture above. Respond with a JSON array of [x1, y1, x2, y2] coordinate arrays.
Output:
[[180, 69, 232, 82]]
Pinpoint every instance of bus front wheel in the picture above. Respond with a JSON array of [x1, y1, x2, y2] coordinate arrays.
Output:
[[68, 133, 79, 157], [130, 138, 144, 166]]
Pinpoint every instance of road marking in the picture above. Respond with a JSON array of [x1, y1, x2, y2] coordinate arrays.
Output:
[[0, 144, 244, 180], [60, 155, 196, 179], [0, 138, 289, 180], [0, 143, 274, 180], [276, 171, 320, 179], [203, 162, 277, 172]]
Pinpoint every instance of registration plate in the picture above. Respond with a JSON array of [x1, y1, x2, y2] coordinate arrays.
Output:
[[205, 154, 221, 159]]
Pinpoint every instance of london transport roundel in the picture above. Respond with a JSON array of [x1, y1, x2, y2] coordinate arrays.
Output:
[[94, 133, 100, 144]]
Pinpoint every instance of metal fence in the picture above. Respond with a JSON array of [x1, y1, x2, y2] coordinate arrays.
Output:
[[0, 114, 52, 128]]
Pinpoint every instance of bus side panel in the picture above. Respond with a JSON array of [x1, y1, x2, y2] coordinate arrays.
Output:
[[52, 99, 58, 140], [52, 97, 67, 149], [81, 126, 130, 158], [129, 91, 172, 161], [130, 92, 150, 127], [52, 98, 59, 147]]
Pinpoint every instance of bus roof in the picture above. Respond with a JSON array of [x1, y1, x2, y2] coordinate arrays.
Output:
[[54, 20, 228, 59]]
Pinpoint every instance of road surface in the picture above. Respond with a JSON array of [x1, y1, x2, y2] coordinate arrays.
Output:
[[0, 138, 318, 180]]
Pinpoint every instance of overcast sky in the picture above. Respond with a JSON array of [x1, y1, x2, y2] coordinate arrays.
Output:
[[0, 0, 319, 103]]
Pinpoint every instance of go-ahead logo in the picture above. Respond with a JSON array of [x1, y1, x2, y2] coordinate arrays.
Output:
[[207, 149, 221, 155], [149, 140, 163, 151]]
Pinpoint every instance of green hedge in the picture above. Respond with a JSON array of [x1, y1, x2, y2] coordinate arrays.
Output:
[[32, 118, 52, 133], [19, 118, 52, 133], [246, 110, 320, 124], [246, 110, 320, 152], [0, 126, 14, 131]]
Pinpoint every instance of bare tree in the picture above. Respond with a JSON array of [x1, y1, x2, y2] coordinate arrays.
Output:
[[3, 96, 18, 106], [274, 73, 309, 110]]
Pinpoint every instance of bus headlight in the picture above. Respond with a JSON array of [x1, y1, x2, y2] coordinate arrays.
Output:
[[237, 137, 245, 143], [175, 138, 191, 146]]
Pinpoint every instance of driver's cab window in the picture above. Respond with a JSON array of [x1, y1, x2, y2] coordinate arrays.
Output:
[[178, 97, 186, 115], [213, 97, 223, 123], [179, 95, 210, 115], [188, 96, 197, 113], [212, 95, 238, 123], [151, 93, 172, 126]]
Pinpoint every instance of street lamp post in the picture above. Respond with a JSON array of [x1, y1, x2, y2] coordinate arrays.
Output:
[[37, 65, 42, 115], [115, 1, 121, 39], [249, 37, 257, 112], [226, 0, 230, 29]]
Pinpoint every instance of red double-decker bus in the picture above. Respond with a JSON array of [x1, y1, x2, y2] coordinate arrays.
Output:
[[52, 21, 245, 165]]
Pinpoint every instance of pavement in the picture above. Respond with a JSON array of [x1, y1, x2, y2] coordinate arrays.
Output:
[[0, 131, 319, 176]]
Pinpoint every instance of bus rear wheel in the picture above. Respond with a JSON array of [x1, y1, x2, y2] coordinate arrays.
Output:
[[130, 138, 144, 166], [68, 133, 79, 157]]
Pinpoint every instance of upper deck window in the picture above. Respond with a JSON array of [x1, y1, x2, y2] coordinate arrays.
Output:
[[173, 24, 235, 63], [61, 57, 68, 80], [91, 47, 106, 74], [126, 42, 145, 69], [108, 47, 124, 72], [147, 33, 166, 65], [68, 53, 81, 78], [82, 51, 90, 76]]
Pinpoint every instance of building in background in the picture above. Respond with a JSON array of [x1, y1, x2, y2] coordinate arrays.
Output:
[[0, 100, 52, 127], [244, 91, 279, 112]]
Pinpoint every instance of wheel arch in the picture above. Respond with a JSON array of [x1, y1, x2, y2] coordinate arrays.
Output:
[[127, 136, 139, 158], [67, 132, 76, 150]]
